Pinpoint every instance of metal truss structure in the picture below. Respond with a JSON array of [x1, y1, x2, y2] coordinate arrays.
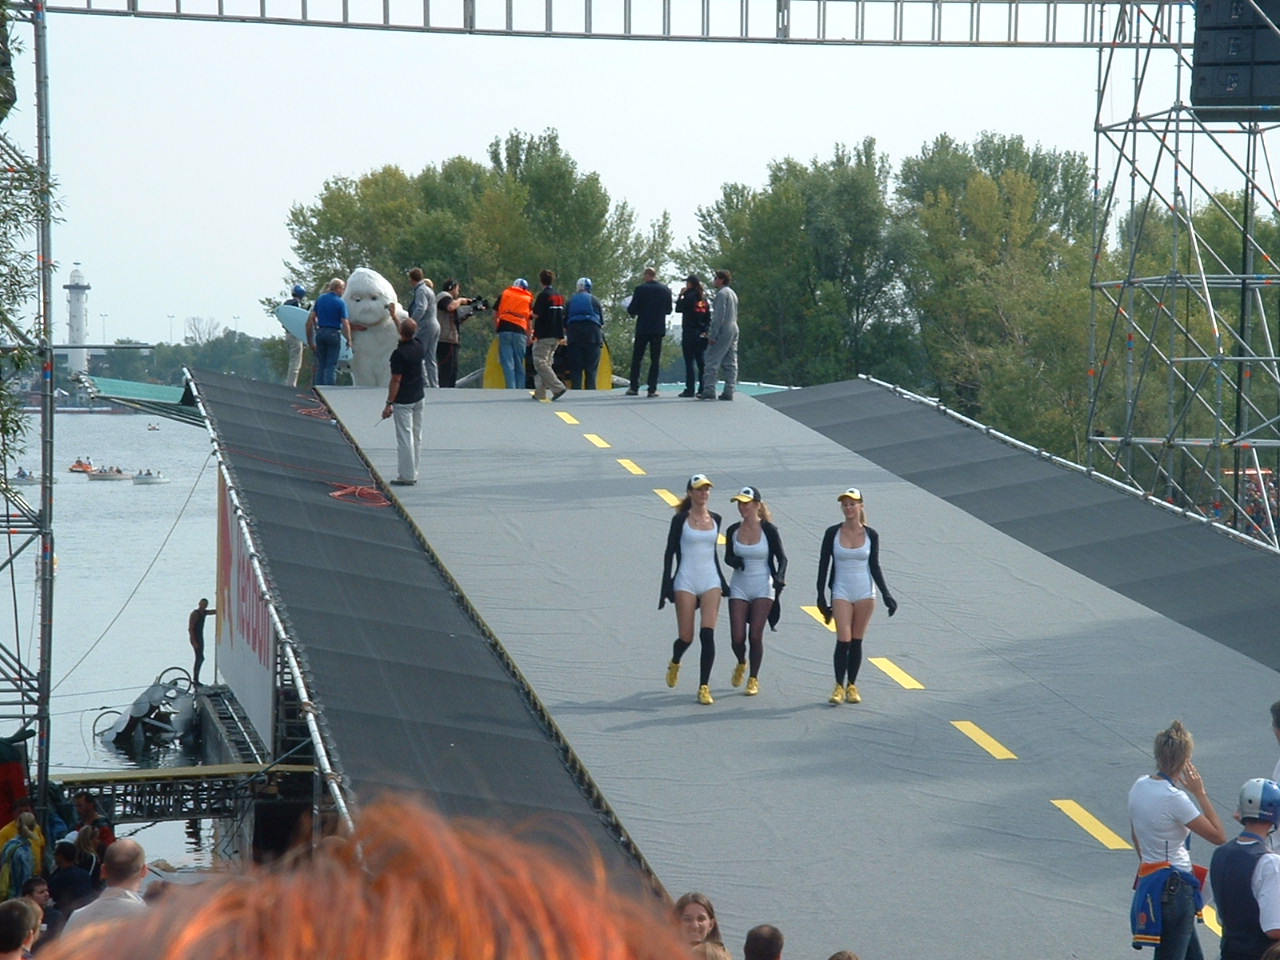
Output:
[[58, 762, 315, 823], [0, 0, 1271, 841], [30, 0, 1135, 47], [1087, 3, 1280, 549]]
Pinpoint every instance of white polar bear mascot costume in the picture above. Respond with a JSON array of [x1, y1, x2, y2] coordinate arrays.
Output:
[[344, 267, 408, 388]]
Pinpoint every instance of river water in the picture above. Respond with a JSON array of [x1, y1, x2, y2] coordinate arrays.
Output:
[[8, 412, 219, 867]]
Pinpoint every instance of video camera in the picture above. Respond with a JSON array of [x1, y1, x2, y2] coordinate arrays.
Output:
[[457, 297, 490, 321]]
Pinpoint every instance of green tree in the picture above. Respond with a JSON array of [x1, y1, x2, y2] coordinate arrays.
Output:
[[688, 141, 916, 388], [286, 129, 672, 379], [897, 134, 1095, 458], [0, 11, 47, 468], [97, 340, 149, 381]]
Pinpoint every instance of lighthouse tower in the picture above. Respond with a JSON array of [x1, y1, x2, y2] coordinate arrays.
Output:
[[62, 263, 90, 374]]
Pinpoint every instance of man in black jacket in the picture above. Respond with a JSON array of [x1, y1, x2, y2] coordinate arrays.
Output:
[[531, 269, 567, 401], [625, 267, 672, 397]]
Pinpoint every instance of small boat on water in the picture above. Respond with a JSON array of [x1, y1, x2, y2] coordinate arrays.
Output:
[[67, 459, 94, 473], [10, 471, 54, 486], [132, 471, 170, 485], [146, 423, 160, 432], [86, 468, 129, 481]]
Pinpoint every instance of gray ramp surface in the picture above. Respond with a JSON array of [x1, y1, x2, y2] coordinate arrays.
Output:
[[189, 371, 654, 892], [325, 383, 1280, 960]]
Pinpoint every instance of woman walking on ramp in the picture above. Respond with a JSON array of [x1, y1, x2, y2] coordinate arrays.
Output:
[[723, 486, 786, 696], [815, 488, 897, 704], [661, 475, 729, 705]]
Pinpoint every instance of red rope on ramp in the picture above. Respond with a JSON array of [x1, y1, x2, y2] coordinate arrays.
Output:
[[327, 483, 390, 507], [295, 400, 334, 419]]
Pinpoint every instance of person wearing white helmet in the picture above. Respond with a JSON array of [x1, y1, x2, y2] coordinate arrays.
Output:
[[1209, 779, 1280, 959], [493, 278, 534, 390]]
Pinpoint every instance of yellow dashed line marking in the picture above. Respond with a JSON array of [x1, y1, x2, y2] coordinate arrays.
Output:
[[654, 489, 681, 506], [717, 534, 726, 545], [951, 721, 1017, 759], [617, 459, 646, 475], [1052, 799, 1132, 850], [801, 605, 836, 632], [869, 657, 924, 689], [555, 411, 579, 424], [1203, 905, 1221, 936], [584, 434, 611, 448]]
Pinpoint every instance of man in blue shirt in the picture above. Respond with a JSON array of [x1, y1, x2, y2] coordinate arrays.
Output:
[[305, 278, 352, 386]]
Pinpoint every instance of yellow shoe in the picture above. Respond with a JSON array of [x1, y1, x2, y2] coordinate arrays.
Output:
[[846, 683, 862, 704], [697, 685, 714, 705], [665, 660, 680, 688], [731, 662, 746, 687], [745, 677, 760, 696], [829, 684, 845, 704]]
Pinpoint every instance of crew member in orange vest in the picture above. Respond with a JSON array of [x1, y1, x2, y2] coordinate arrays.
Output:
[[494, 279, 534, 389]]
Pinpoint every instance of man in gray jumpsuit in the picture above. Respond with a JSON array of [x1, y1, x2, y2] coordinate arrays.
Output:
[[407, 268, 439, 388], [699, 269, 739, 401]]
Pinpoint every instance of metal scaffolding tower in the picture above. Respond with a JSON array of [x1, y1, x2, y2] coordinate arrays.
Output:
[[1087, 2, 1280, 548]]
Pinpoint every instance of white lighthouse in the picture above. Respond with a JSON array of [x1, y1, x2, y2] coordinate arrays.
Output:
[[62, 263, 90, 374]]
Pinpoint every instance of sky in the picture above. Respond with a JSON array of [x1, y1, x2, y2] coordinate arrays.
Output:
[[7, 12, 1112, 345]]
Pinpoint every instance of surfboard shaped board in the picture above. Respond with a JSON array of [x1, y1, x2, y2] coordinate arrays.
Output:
[[275, 303, 353, 362], [483, 337, 506, 389], [482, 338, 614, 390]]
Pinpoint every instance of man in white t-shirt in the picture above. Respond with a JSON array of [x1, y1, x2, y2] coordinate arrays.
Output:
[[1210, 779, 1280, 960]]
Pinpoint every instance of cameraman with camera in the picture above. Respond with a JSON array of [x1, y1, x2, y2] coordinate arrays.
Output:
[[435, 279, 477, 388]]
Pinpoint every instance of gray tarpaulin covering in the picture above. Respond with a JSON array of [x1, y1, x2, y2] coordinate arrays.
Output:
[[203, 370, 1280, 960], [190, 371, 656, 892], [760, 379, 1280, 669]]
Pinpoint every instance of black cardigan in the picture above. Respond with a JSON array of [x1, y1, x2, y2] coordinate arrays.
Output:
[[724, 519, 788, 629], [723, 520, 788, 583], [659, 510, 729, 608], [815, 524, 895, 617]]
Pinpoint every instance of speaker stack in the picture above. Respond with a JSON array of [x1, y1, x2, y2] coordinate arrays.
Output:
[[1193, 0, 1280, 118]]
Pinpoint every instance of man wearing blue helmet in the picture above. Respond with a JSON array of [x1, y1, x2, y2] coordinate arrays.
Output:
[[283, 284, 308, 387], [1209, 778, 1280, 959]]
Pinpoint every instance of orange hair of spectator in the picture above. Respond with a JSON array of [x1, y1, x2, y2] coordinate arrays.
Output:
[[41, 795, 682, 960]]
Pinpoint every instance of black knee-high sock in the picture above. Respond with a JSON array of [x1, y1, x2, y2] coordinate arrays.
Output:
[[699, 627, 716, 685], [672, 638, 692, 663], [848, 638, 864, 683], [833, 641, 848, 685], [748, 597, 770, 677]]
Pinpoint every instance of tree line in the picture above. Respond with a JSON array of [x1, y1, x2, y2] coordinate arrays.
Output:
[[178, 127, 1267, 478], [282, 128, 1110, 460]]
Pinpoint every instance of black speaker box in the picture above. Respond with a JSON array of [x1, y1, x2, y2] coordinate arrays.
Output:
[[1194, 0, 1280, 111]]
